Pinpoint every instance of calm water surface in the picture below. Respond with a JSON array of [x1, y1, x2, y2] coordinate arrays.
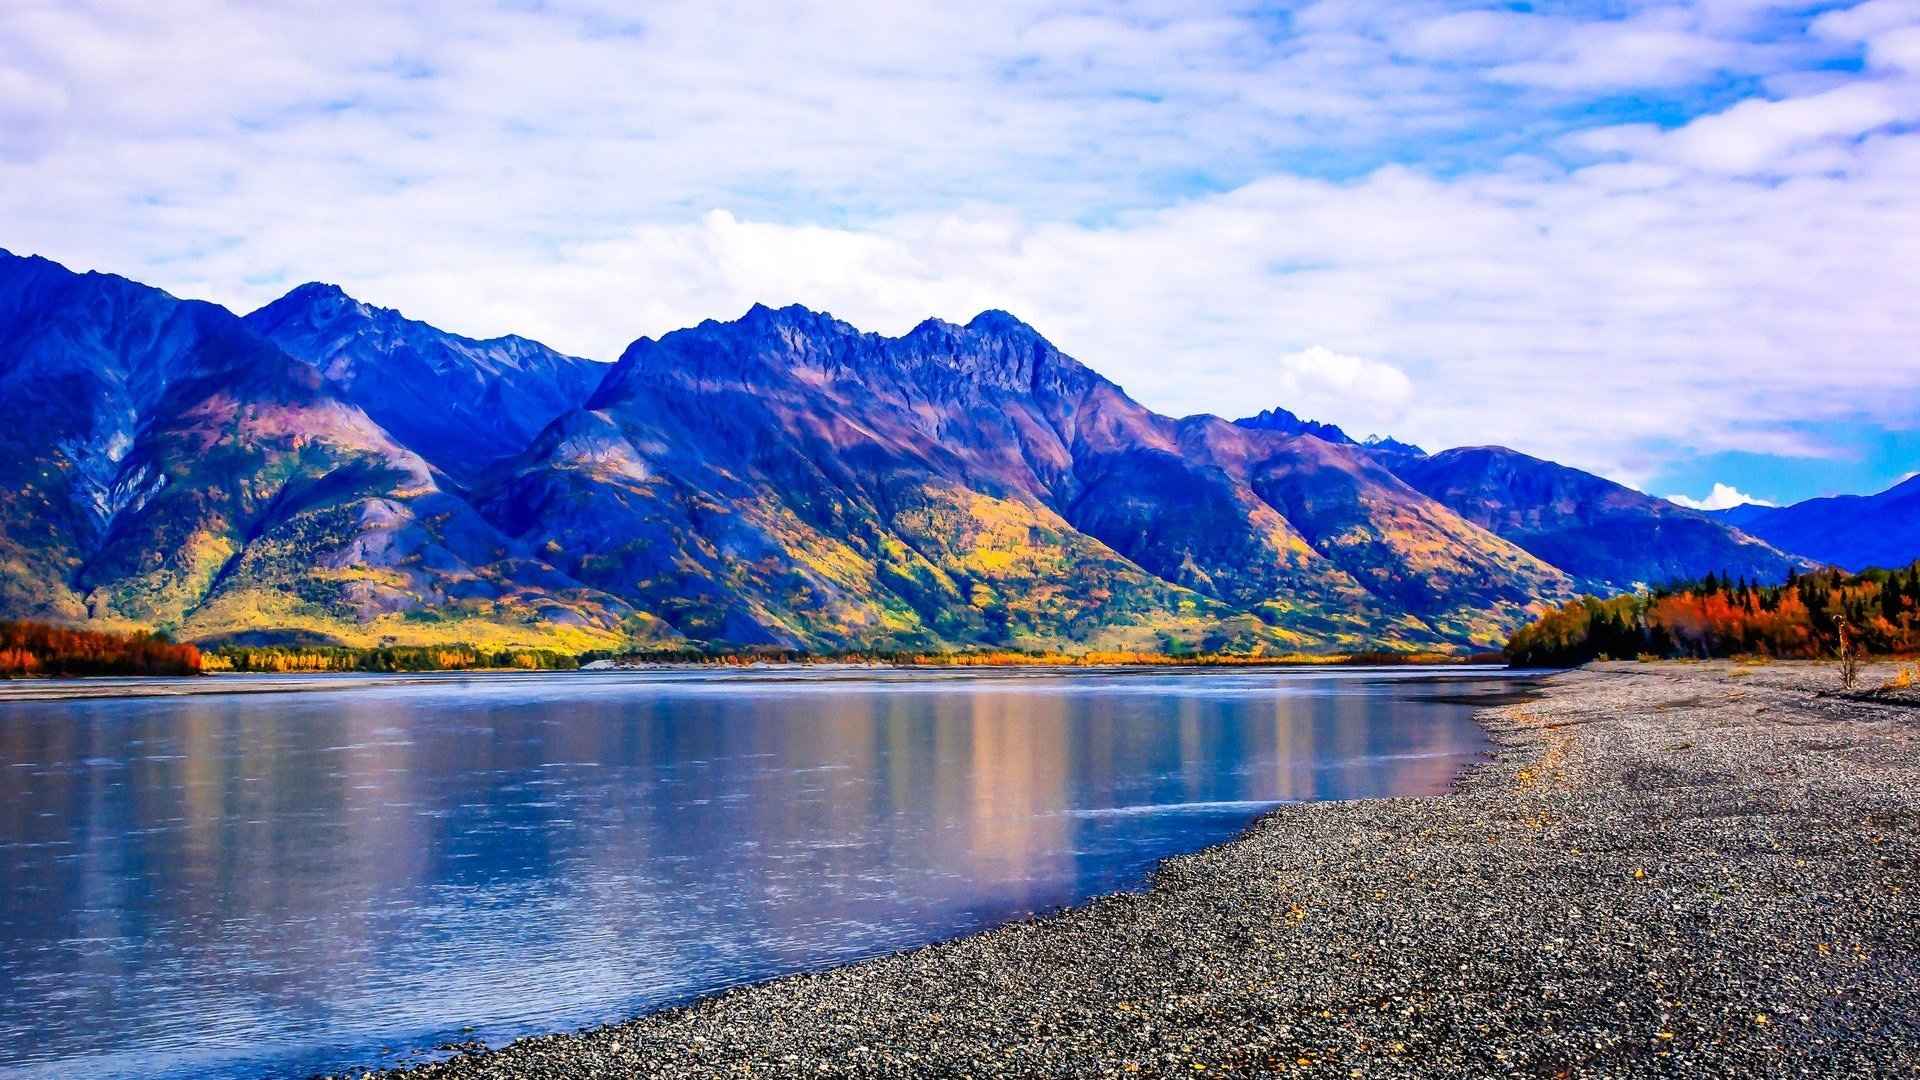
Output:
[[0, 666, 1526, 1079]]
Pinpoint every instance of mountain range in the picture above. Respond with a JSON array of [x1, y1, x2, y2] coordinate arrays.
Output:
[[0, 248, 1858, 655], [1711, 476, 1920, 573]]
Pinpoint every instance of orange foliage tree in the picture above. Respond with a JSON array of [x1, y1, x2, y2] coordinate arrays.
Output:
[[1507, 564, 1920, 666], [0, 621, 203, 676]]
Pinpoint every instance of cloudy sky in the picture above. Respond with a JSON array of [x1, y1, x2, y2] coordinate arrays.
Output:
[[3, 0, 1917, 506]]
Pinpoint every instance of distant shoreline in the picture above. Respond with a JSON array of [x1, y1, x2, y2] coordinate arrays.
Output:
[[580, 650, 1505, 671], [0, 657, 1513, 702]]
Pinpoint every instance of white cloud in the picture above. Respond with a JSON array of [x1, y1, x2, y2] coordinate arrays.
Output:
[[1868, 24, 1920, 70], [1263, 346, 1415, 431], [1491, 24, 1741, 90], [0, 0, 1915, 491], [1819, 1, 1920, 71], [1664, 83, 1904, 172], [1667, 483, 1778, 511], [1394, 10, 1559, 62], [1812, 0, 1920, 42], [293, 147, 1920, 484], [1568, 78, 1917, 175]]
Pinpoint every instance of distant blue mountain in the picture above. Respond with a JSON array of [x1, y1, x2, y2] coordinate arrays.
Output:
[[1389, 446, 1809, 592], [1711, 502, 1778, 530], [1361, 434, 1428, 464], [1230, 408, 1800, 592], [1711, 475, 1920, 571]]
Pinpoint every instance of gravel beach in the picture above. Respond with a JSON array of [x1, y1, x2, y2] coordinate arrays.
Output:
[[345, 661, 1918, 1079]]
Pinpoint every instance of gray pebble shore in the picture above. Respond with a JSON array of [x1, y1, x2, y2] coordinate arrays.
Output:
[[342, 662, 1919, 1078]]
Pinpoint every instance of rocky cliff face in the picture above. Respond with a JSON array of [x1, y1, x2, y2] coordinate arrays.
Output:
[[244, 283, 606, 482]]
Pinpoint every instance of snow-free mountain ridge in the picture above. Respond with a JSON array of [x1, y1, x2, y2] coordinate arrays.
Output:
[[0, 249, 1846, 653]]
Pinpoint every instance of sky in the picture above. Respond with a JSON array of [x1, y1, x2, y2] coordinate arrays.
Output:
[[2, 0, 1917, 507]]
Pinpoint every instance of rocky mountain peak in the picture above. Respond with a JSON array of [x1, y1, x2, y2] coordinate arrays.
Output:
[[254, 281, 371, 325], [1234, 407, 1354, 445], [599, 303, 1095, 408], [964, 308, 1041, 336], [242, 282, 605, 480], [1363, 434, 1427, 459]]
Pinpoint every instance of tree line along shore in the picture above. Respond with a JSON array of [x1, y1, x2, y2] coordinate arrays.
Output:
[[4, 563, 1914, 677], [1505, 563, 1920, 666], [0, 623, 581, 676], [0, 627, 1495, 676]]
